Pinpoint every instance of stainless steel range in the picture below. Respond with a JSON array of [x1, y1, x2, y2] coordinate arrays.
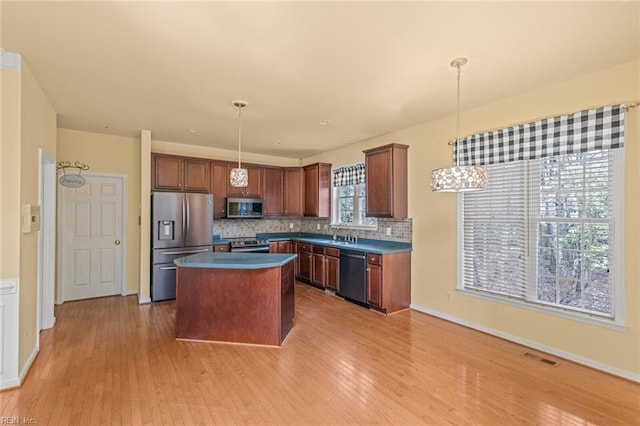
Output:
[[228, 237, 270, 253]]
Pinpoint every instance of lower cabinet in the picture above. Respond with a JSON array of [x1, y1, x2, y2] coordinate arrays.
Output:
[[214, 243, 230, 252], [366, 251, 411, 314], [311, 245, 326, 288], [325, 247, 340, 292], [297, 243, 313, 283]]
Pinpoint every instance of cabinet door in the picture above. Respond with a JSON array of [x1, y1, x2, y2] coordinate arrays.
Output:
[[269, 241, 279, 253], [227, 164, 263, 198], [364, 144, 408, 219], [297, 250, 312, 282], [210, 161, 229, 218], [304, 163, 331, 217], [367, 263, 382, 307], [153, 155, 183, 191], [312, 253, 326, 288], [278, 241, 291, 253], [326, 255, 340, 291], [184, 159, 210, 192], [262, 166, 284, 217], [283, 167, 304, 216]]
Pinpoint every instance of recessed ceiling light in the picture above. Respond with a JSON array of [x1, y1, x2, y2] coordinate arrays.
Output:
[[187, 128, 198, 133], [319, 120, 331, 125], [272, 142, 282, 146], [100, 124, 111, 129]]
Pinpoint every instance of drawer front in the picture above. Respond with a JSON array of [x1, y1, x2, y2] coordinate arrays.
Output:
[[325, 247, 340, 258], [367, 253, 381, 265], [214, 244, 229, 252], [312, 245, 325, 254], [298, 243, 312, 252]]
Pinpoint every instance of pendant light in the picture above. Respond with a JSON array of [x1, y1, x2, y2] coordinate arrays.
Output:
[[230, 100, 249, 187], [430, 58, 487, 192]]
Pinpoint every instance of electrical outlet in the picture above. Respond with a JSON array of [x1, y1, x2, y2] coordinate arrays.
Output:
[[385, 227, 391, 236], [289, 223, 294, 229], [446, 292, 453, 302], [317, 223, 321, 230]]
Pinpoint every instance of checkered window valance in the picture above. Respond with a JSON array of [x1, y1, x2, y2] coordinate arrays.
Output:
[[455, 104, 626, 166], [332, 163, 365, 187]]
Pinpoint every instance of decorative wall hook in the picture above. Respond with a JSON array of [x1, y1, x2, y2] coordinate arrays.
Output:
[[56, 161, 90, 187]]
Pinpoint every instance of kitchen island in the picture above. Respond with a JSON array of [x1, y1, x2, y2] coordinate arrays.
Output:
[[174, 252, 297, 346]]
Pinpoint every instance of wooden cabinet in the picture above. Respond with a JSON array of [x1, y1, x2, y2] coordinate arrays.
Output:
[[366, 251, 411, 314], [152, 153, 210, 193], [262, 166, 284, 217], [283, 167, 304, 216], [312, 246, 326, 288], [303, 163, 331, 218], [210, 161, 229, 218], [325, 247, 340, 292], [269, 241, 291, 254], [213, 243, 230, 252], [366, 254, 382, 307], [297, 243, 313, 283], [363, 143, 408, 218], [226, 163, 263, 198]]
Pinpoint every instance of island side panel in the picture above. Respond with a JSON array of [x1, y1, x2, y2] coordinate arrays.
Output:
[[280, 261, 294, 342], [176, 267, 281, 345]]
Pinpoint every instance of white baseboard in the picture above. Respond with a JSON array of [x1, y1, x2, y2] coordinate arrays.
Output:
[[18, 345, 39, 385], [122, 289, 138, 296], [410, 303, 640, 383], [138, 296, 151, 304]]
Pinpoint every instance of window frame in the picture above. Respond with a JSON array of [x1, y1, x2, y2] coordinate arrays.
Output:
[[331, 183, 378, 230], [456, 148, 625, 330]]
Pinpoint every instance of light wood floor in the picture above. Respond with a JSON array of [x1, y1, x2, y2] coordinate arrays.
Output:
[[2, 282, 639, 425]]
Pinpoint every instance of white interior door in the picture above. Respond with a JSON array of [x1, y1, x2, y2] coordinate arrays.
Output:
[[59, 174, 124, 301]]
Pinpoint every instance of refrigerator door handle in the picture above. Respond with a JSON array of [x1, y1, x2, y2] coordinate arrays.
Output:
[[185, 195, 190, 245], [158, 248, 210, 255], [159, 266, 177, 270], [182, 195, 186, 245]]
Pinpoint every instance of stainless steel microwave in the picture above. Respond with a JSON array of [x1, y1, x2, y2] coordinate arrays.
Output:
[[226, 197, 264, 218]]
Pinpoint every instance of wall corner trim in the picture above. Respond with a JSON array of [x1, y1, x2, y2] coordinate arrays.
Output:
[[138, 297, 151, 304], [0, 49, 21, 71], [409, 303, 640, 384]]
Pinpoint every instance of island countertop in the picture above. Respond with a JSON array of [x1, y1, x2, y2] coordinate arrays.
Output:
[[174, 252, 297, 269]]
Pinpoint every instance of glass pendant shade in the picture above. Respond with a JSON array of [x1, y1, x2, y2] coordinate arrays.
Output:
[[430, 165, 488, 192], [230, 167, 248, 187]]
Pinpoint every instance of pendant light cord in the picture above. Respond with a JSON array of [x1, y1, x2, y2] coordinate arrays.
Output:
[[237, 105, 242, 168], [455, 62, 461, 167]]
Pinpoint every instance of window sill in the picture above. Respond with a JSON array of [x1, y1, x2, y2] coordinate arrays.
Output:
[[457, 288, 627, 331]]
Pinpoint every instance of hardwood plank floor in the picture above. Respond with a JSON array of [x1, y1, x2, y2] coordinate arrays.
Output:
[[2, 282, 639, 425]]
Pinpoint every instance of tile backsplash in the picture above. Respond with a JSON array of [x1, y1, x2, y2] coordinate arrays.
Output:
[[213, 217, 412, 243]]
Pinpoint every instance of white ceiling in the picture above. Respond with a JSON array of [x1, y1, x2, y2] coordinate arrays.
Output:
[[2, 1, 639, 159]]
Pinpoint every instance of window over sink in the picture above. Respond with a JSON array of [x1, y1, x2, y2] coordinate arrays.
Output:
[[331, 163, 377, 229]]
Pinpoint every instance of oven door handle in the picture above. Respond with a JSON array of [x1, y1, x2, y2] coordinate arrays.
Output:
[[231, 246, 270, 253]]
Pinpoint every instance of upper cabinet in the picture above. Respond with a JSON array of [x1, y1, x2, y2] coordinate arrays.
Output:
[[303, 163, 331, 218], [262, 166, 284, 217], [210, 161, 229, 218], [283, 167, 304, 217], [226, 163, 263, 198], [152, 153, 210, 193], [363, 143, 408, 219]]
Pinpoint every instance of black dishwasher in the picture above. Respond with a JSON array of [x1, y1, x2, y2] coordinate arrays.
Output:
[[339, 250, 368, 306]]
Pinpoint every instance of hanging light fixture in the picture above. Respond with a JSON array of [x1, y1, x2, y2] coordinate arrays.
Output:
[[230, 100, 249, 187], [431, 58, 487, 192]]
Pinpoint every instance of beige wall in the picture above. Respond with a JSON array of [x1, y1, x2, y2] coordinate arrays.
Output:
[[304, 60, 640, 377], [57, 129, 142, 294], [0, 65, 21, 279]]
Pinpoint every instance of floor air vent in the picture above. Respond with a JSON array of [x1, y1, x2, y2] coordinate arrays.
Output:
[[522, 351, 559, 367]]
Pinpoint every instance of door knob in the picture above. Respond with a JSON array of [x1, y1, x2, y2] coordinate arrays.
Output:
[[115, 240, 121, 245]]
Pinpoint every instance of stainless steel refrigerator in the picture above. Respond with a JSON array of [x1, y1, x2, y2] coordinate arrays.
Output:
[[151, 192, 214, 301]]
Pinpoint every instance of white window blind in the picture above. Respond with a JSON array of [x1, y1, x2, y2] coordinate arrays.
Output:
[[461, 149, 622, 319]]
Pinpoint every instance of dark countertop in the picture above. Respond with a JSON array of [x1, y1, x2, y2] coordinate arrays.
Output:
[[257, 232, 412, 254], [174, 252, 297, 269]]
